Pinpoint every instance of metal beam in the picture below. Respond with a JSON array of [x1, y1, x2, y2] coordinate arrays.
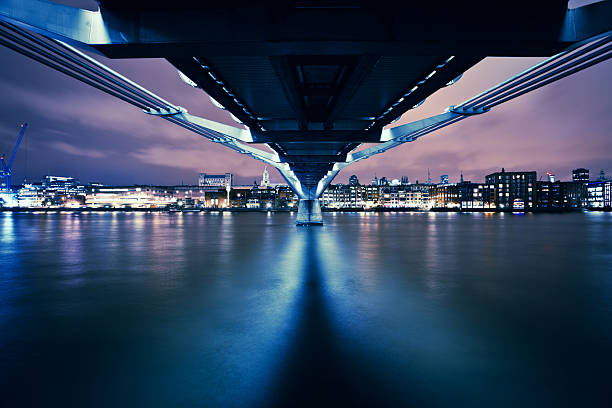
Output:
[[561, 1, 612, 43], [269, 56, 309, 130], [323, 55, 380, 128], [281, 154, 348, 163], [168, 57, 263, 131], [1, 1, 576, 58], [0, 0, 115, 47], [366, 55, 484, 130], [249, 129, 381, 143], [6, 1, 606, 61]]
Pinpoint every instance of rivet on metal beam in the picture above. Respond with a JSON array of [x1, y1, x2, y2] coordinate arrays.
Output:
[[448, 105, 490, 115], [143, 106, 186, 116]]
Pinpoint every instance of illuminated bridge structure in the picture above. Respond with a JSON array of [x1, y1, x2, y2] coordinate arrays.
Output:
[[0, 1, 611, 224]]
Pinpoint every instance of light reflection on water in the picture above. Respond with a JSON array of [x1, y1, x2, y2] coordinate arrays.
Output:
[[0, 211, 612, 407]]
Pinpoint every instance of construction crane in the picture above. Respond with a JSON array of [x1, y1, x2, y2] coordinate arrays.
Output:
[[1, 123, 27, 192]]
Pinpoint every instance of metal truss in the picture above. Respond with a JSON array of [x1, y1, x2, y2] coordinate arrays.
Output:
[[347, 31, 612, 161]]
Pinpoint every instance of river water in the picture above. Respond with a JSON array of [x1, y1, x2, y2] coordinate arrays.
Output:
[[1, 211, 611, 407]]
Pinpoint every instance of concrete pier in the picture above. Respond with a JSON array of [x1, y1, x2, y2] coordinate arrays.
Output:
[[296, 200, 323, 226]]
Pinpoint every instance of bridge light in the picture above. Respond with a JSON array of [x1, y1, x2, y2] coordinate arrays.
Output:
[[412, 99, 426, 109], [177, 70, 198, 88], [445, 74, 463, 86], [229, 113, 243, 125]]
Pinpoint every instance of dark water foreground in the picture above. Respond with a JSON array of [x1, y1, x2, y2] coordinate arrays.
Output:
[[1, 211, 611, 407]]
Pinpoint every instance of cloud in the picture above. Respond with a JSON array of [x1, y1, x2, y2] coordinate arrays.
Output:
[[130, 145, 265, 173], [47, 141, 108, 159]]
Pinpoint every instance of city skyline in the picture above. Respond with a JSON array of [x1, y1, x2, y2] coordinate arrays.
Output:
[[6, 166, 610, 211], [8, 164, 608, 190]]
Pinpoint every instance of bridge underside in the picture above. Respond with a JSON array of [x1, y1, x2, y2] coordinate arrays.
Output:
[[1, 0, 610, 223]]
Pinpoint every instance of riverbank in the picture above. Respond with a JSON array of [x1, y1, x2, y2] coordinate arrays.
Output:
[[1, 207, 608, 213], [0, 207, 292, 213]]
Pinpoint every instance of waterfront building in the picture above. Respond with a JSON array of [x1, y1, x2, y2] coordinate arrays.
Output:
[[198, 173, 233, 190], [380, 186, 399, 207], [458, 182, 496, 209], [485, 169, 536, 209], [13, 176, 87, 207], [320, 188, 334, 207], [274, 185, 297, 208], [228, 186, 250, 208], [250, 184, 276, 209], [40, 175, 87, 205], [365, 185, 380, 206], [322, 181, 436, 209], [196, 187, 230, 208], [407, 183, 432, 209], [322, 184, 366, 208], [535, 180, 591, 209], [86, 186, 175, 208], [570, 168, 590, 208], [401, 176, 409, 185], [16, 183, 44, 207], [42, 175, 81, 191], [347, 184, 364, 208], [246, 198, 259, 208], [572, 168, 589, 183], [537, 180, 563, 208], [169, 186, 213, 208], [562, 181, 588, 208], [0, 191, 18, 207], [321, 182, 430, 209], [587, 181, 612, 209], [380, 185, 431, 209], [430, 183, 460, 208]]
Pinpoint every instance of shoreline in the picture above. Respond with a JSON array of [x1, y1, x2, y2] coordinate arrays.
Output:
[[1, 207, 608, 213]]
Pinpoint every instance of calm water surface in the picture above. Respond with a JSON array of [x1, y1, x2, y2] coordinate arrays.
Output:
[[1, 211, 611, 407]]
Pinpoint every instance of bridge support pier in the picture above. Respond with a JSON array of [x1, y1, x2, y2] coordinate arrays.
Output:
[[296, 199, 323, 226]]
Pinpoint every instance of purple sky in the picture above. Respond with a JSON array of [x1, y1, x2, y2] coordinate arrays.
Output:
[[0, 38, 610, 186]]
